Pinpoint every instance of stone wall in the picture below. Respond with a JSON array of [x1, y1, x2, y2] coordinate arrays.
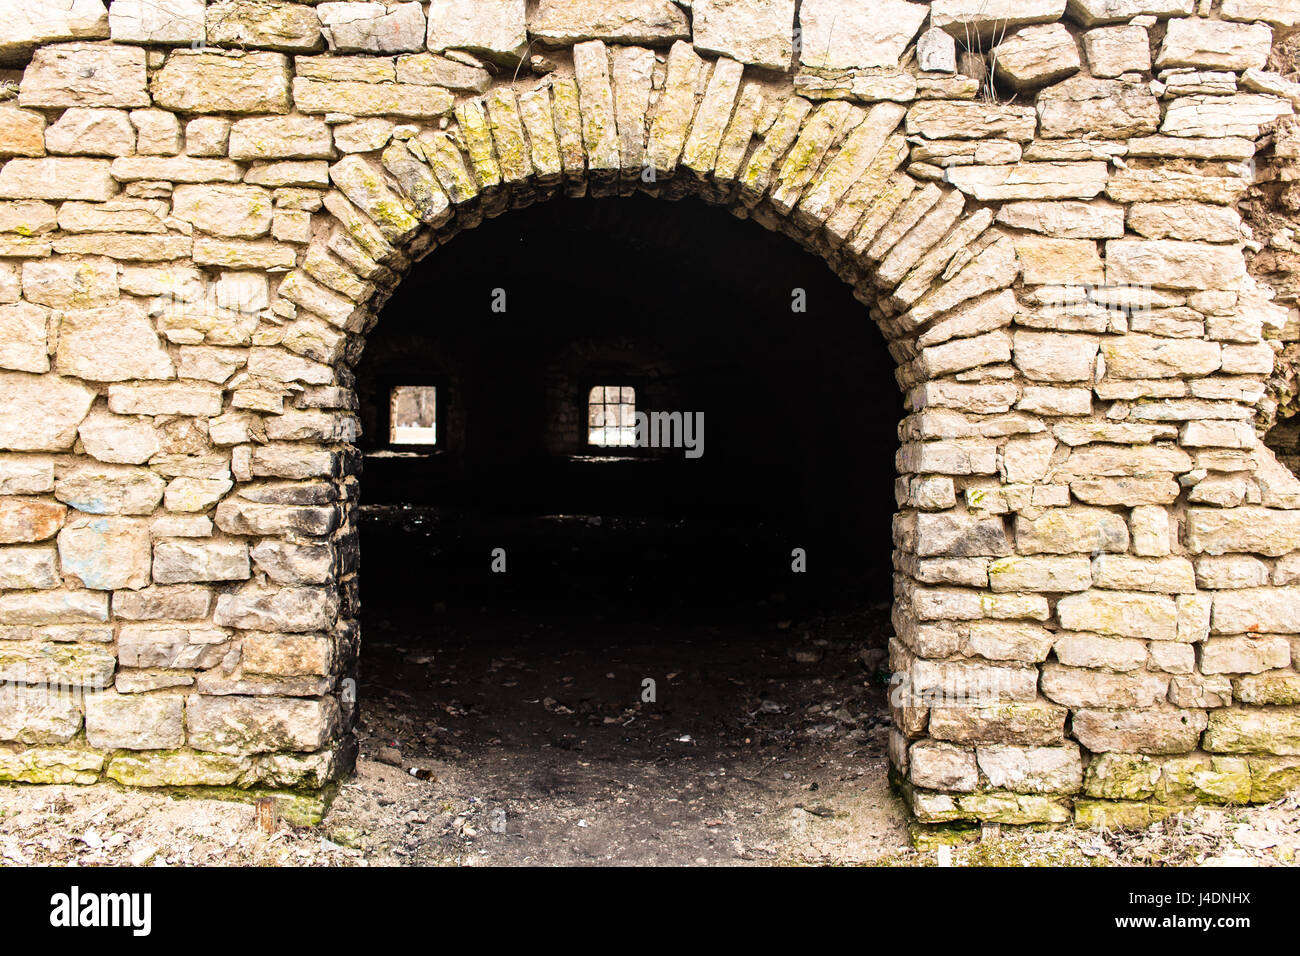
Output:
[[2, 0, 1300, 824]]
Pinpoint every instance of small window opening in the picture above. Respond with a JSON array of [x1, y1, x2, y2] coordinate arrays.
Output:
[[588, 385, 636, 447], [390, 385, 437, 445]]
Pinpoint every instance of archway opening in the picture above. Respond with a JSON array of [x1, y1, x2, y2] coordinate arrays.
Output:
[[350, 194, 908, 861]]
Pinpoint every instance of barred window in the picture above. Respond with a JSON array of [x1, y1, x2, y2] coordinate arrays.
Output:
[[390, 385, 437, 445], [588, 385, 636, 447]]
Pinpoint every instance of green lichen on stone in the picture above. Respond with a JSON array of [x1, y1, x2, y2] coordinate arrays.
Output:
[[166, 783, 338, 827], [1084, 752, 1159, 801], [909, 820, 980, 848], [1074, 799, 1179, 830], [106, 750, 249, 788], [0, 746, 103, 785]]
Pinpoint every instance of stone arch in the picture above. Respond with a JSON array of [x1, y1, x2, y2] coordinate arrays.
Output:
[[1, 1, 1300, 825]]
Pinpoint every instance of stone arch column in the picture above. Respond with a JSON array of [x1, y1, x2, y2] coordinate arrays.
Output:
[[1, 0, 1299, 824]]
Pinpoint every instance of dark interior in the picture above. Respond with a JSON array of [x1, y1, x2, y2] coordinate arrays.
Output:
[[354, 193, 902, 631]]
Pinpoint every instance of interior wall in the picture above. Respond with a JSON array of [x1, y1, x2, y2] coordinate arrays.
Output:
[[353, 194, 902, 623]]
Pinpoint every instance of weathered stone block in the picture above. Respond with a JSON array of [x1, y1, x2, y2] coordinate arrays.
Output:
[[55, 464, 165, 515], [1014, 508, 1129, 555], [1057, 590, 1177, 641], [0, 157, 116, 201], [976, 743, 1083, 794], [213, 584, 339, 633], [928, 700, 1068, 745], [19, 43, 148, 109], [84, 692, 183, 750], [531, 0, 689, 47], [1156, 18, 1271, 72], [0, 685, 81, 744], [186, 694, 339, 753], [240, 632, 334, 676], [58, 516, 151, 590], [1204, 706, 1300, 756], [689, 0, 793, 70], [0, 498, 66, 544], [1211, 588, 1300, 636], [908, 740, 977, 791], [426, 0, 526, 58], [0, 747, 102, 784], [207, 0, 324, 52], [153, 540, 251, 584], [152, 51, 292, 114], [1071, 707, 1208, 755], [318, 2, 426, 54]]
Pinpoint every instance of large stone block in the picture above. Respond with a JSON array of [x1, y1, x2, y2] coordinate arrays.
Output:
[[206, 0, 324, 52], [109, 0, 206, 45], [0, 302, 50, 373], [0, 589, 108, 625], [1211, 588, 1300, 636], [57, 516, 151, 590], [531, 0, 689, 47], [1204, 707, 1300, 756], [18, 43, 149, 109], [0, 0, 109, 65], [690, 0, 793, 70], [1156, 18, 1271, 72], [213, 584, 339, 633], [427, 0, 526, 58], [0, 498, 65, 544], [1056, 590, 1177, 641], [54, 465, 165, 515], [976, 743, 1083, 794], [186, 694, 339, 753], [797, 0, 927, 70], [928, 700, 1068, 745], [0, 685, 81, 743], [0, 157, 116, 201], [240, 632, 335, 676], [1065, 0, 1192, 27], [931, 0, 1067, 40], [0, 747, 102, 784], [0, 107, 46, 158], [84, 692, 183, 750], [908, 740, 977, 791], [106, 751, 249, 787], [1200, 636, 1291, 675], [118, 623, 229, 668], [77, 410, 161, 465], [228, 116, 333, 161], [1014, 508, 1129, 555], [1041, 663, 1169, 708], [172, 184, 274, 238], [1187, 508, 1300, 557], [1106, 240, 1245, 291], [1035, 77, 1160, 140], [1071, 707, 1208, 754], [153, 540, 251, 584], [0, 641, 115, 687], [992, 24, 1081, 92], [318, 2, 426, 54], [56, 303, 175, 382], [0, 545, 59, 589], [0, 372, 95, 451], [151, 51, 292, 114]]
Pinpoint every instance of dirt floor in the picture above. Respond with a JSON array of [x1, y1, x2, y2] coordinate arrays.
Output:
[[1, 607, 1299, 866]]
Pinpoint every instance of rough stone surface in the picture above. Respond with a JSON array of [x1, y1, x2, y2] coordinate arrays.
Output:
[[0, 3, 1290, 825]]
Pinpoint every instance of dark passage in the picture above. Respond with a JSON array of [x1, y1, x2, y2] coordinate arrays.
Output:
[[355, 193, 902, 629], [349, 195, 905, 862]]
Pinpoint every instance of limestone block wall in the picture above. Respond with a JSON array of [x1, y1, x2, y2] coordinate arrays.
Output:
[[0, 0, 1299, 824]]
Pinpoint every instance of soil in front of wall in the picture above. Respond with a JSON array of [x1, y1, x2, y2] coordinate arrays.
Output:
[[342, 603, 907, 865]]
